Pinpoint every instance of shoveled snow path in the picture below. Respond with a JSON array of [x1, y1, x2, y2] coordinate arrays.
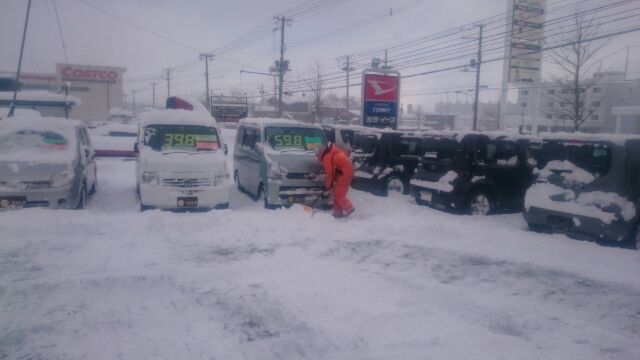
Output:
[[1, 131, 639, 359]]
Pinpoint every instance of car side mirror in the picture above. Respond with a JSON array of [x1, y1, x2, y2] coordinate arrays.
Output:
[[134, 142, 139, 154], [223, 144, 228, 155]]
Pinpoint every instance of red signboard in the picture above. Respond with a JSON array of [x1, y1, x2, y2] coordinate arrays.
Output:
[[364, 74, 400, 102]]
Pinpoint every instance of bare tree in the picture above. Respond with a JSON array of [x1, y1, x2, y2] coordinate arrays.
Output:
[[304, 59, 323, 123], [544, 11, 606, 131]]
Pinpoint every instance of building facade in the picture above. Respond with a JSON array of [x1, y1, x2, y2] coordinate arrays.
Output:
[[516, 72, 640, 134], [1, 63, 126, 122]]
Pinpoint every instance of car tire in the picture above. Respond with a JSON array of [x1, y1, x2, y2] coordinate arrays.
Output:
[[140, 202, 153, 212], [468, 190, 493, 216], [385, 176, 406, 195], [257, 184, 273, 209], [234, 171, 243, 191], [89, 168, 97, 195], [76, 183, 86, 210], [527, 222, 547, 233], [216, 202, 230, 210]]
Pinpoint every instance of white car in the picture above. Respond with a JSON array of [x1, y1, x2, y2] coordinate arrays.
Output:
[[135, 110, 230, 211]]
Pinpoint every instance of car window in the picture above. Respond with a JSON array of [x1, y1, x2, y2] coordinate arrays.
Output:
[[242, 128, 257, 150], [421, 137, 459, 164], [392, 137, 423, 157], [352, 133, 378, 155], [340, 130, 354, 146], [475, 140, 518, 167], [323, 127, 335, 143], [540, 141, 612, 177]]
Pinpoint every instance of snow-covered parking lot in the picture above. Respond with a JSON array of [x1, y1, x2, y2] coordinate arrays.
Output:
[[1, 130, 640, 360]]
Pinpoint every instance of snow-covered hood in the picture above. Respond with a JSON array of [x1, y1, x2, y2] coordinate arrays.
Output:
[[266, 152, 323, 174], [0, 161, 71, 183], [140, 150, 227, 174]]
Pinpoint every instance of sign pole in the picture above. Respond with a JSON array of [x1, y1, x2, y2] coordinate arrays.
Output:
[[7, 0, 32, 118]]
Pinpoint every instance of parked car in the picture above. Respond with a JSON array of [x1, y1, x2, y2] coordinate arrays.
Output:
[[135, 110, 230, 211], [410, 131, 537, 215], [0, 116, 97, 209], [321, 124, 368, 154], [350, 129, 425, 195], [523, 133, 640, 249], [90, 123, 138, 157], [234, 118, 330, 208]]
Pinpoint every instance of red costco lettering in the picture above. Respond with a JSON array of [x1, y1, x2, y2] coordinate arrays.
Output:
[[61, 67, 73, 77]]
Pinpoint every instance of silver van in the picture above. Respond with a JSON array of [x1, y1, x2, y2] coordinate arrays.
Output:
[[234, 118, 330, 208], [0, 116, 97, 209]]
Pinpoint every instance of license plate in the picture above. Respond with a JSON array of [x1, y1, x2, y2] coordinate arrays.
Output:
[[0, 196, 27, 208], [420, 191, 433, 202], [288, 195, 306, 204], [177, 197, 198, 208]]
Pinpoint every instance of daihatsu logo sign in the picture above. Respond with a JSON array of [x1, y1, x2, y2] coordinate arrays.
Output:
[[367, 80, 397, 96], [364, 74, 399, 102]]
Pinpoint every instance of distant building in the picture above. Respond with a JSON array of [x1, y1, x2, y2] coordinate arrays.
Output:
[[433, 101, 521, 130], [516, 72, 640, 134], [0, 63, 126, 122]]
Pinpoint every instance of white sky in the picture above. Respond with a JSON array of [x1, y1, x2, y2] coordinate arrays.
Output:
[[1, 0, 638, 111]]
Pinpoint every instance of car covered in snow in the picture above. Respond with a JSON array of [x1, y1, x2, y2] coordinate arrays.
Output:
[[0, 116, 97, 209], [135, 110, 230, 211], [410, 131, 537, 215], [350, 129, 425, 195], [89, 122, 138, 157], [523, 134, 640, 248], [234, 118, 329, 208]]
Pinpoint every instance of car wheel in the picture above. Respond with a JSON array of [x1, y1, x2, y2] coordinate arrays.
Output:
[[468, 191, 493, 216], [234, 170, 243, 191], [76, 183, 86, 210], [257, 184, 271, 209], [386, 176, 405, 195], [140, 202, 152, 212], [89, 168, 97, 195]]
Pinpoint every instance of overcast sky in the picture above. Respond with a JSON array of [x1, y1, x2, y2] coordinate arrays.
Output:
[[1, 0, 638, 110]]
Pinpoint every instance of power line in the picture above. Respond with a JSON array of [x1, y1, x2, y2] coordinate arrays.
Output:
[[51, 0, 68, 63]]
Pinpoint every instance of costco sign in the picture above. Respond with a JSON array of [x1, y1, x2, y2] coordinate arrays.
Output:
[[362, 71, 401, 129], [57, 64, 122, 84]]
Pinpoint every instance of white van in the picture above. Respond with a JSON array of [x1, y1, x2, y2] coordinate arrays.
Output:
[[135, 110, 230, 211]]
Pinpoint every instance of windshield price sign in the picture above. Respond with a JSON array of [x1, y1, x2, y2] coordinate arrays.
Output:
[[361, 71, 401, 129]]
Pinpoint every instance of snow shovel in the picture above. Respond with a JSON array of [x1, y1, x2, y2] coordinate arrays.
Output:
[[303, 191, 328, 217]]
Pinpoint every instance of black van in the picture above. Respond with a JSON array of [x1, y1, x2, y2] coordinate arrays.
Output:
[[350, 129, 425, 195], [523, 134, 640, 248], [410, 131, 537, 215]]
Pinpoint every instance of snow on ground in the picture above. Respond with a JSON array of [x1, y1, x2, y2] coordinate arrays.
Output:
[[1, 129, 639, 360]]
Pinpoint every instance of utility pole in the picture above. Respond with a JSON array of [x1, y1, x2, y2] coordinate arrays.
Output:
[[164, 68, 171, 98], [151, 82, 156, 108], [275, 16, 292, 117], [106, 83, 111, 111], [132, 90, 136, 112], [384, 49, 388, 69], [472, 24, 484, 131], [200, 53, 214, 112], [342, 55, 354, 112], [7, 0, 32, 118]]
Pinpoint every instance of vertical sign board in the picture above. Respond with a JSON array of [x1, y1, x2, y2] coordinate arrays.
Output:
[[361, 70, 401, 129], [508, 0, 546, 83]]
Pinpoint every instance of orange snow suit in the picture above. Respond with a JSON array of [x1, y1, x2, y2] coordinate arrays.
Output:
[[320, 144, 354, 217]]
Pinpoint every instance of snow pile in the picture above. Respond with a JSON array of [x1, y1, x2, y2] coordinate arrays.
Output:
[[497, 156, 517, 166], [538, 160, 596, 185], [410, 171, 458, 193], [525, 183, 636, 225]]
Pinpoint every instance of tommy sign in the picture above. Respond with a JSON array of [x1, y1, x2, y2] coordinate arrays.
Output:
[[361, 70, 401, 129]]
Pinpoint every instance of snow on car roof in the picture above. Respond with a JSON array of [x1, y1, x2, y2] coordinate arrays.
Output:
[[0, 90, 81, 105], [0, 115, 85, 134], [139, 109, 219, 128], [539, 132, 640, 146], [239, 117, 322, 129]]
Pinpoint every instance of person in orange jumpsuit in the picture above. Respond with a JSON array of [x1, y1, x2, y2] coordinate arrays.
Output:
[[317, 144, 355, 218]]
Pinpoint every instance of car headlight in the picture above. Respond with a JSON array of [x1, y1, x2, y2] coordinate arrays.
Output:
[[51, 169, 74, 187], [267, 163, 286, 179], [142, 171, 159, 186]]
